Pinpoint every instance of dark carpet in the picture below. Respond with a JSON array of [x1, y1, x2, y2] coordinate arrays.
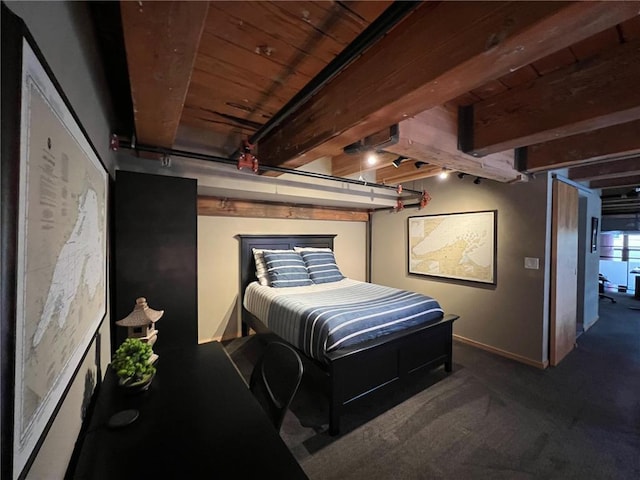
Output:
[[225, 294, 640, 479]]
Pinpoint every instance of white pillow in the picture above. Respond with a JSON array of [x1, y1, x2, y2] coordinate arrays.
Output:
[[252, 248, 295, 286], [294, 246, 332, 252]]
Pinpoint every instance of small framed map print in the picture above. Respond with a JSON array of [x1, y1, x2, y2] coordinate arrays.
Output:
[[408, 210, 497, 284], [590, 217, 598, 253], [1, 9, 108, 479]]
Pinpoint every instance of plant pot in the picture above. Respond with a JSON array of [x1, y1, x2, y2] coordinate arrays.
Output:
[[118, 371, 155, 395]]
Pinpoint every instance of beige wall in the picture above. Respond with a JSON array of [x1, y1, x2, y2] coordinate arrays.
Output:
[[26, 325, 110, 479], [371, 174, 550, 366], [197, 216, 367, 342]]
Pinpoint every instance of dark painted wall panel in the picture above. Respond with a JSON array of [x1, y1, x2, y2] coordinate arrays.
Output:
[[113, 170, 197, 353]]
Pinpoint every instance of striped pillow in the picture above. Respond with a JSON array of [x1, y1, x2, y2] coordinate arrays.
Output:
[[263, 251, 313, 288], [300, 250, 344, 284]]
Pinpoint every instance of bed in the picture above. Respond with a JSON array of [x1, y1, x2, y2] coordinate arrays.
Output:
[[238, 234, 459, 435]]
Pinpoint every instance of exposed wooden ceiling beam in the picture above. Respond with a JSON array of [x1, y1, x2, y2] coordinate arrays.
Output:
[[517, 119, 640, 173], [197, 196, 370, 221], [331, 150, 398, 178], [602, 197, 640, 206], [590, 174, 640, 189], [375, 162, 441, 185], [256, 1, 640, 169], [602, 206, 640, 214], [569, 157, 640, 182], [331, 152, 370, 178], [461, 39, 640, 157], [121, 1, 209, 147], [331, 107, 521, 183], [601, 193, 640, 214], [385, 108, 522, 183]]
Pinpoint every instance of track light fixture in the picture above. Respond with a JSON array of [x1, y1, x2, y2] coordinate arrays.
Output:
[[457, 172, 466, 179], [438, 168, 450, 180], [414, 161, 429, 169], [392, 156, 408, 168], [473, 177, 481, 184]]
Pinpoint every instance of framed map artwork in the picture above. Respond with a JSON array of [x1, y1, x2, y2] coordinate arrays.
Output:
[[1, 9, 108, 479], [408, 210, 497, 284]]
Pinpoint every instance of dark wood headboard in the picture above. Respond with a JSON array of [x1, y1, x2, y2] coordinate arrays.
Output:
[[236, 234, 336, 333]]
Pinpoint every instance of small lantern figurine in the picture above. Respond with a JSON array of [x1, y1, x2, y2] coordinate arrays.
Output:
[[116, 297, 163, 351]]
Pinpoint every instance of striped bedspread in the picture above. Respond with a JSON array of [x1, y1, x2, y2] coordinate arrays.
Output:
[[243, 279, 444, 362]]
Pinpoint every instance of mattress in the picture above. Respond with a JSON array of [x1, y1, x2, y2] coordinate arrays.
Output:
[[243, 278, 444, 362]]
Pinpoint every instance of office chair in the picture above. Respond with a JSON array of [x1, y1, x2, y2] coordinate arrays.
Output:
[[598, 274, 616, 303], [250, 341, 303, 431]]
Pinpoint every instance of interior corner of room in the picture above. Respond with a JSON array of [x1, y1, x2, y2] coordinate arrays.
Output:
[[2, 1, 639, 479]]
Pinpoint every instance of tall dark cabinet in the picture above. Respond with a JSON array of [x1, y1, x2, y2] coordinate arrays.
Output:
[[113, 171, 197, 354]]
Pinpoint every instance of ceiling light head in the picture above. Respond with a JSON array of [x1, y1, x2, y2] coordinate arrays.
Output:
[[438, 169, 450, 180], [392, 156, 407, 168], [457, 172, 466, 179], [366, 152, 378, 166], [473, 177, 481, 184], [414, 161, 428, 169]]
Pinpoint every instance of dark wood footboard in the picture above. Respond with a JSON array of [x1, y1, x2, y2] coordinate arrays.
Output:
[[243, 310, 458, 435], [325, 314, 458, 435]]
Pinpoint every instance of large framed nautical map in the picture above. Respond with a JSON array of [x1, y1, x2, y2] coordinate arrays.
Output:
[[1, 10, 108, 479], [408, 210, 497, 284]]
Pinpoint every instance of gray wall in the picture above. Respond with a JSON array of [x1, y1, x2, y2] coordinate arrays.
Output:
[[4, 2, 117, 478], [371, 175, 551, 366], [6, 1, 117, 175], [581, 191, 603, 330]]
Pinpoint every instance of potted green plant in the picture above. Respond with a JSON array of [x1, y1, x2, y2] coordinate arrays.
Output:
[[111, 338, 157, 392]]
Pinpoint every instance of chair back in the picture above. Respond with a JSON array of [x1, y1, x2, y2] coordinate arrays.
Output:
[[250, 341, 303, 431]]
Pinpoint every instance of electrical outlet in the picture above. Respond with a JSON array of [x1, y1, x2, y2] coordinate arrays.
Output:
[[524, 257, 539, 270]]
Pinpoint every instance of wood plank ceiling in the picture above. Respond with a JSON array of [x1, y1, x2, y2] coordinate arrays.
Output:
[[99, 1, 640, 216]]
